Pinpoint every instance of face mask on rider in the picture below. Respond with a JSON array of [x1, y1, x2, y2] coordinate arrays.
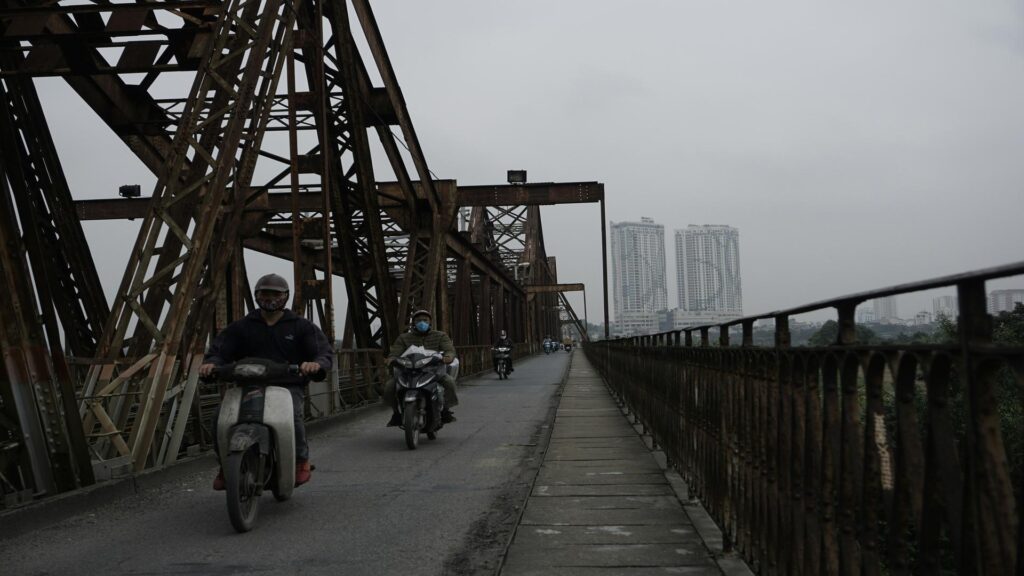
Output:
[[415, 320, 430, 333], [256, 291, 288, 313]]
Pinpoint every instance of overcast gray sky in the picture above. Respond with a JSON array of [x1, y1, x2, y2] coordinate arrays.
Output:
[[39, 0, 1024, 330], [369, 0, 1024, 322]]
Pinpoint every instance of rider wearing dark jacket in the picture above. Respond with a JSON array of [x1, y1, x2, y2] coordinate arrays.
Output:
[[493, 330, 514, 373], [200, 273, 333, 489]]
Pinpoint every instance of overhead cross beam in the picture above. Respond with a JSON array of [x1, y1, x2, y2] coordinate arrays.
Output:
[[526, 283, 585, 294]]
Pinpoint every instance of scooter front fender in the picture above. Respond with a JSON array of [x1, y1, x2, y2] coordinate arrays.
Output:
[[217, 385, 294, 497], [263, 386, 295, 498], [217, 388, 244, 464]]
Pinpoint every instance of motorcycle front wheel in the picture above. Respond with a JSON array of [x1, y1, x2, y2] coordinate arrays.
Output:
[[225, 447, 262, 532], [403, 401, 420, 450]]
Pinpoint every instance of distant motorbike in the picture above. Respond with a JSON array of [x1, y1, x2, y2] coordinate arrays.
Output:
[[493, 345, 512, 380], [563, 343, 572, 352], [543, 341, 554, 354], [208, 358, 324, 533], [390, 352, 447, 449]]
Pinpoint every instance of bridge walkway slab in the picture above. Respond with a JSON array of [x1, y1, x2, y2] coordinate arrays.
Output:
[[500, 352, 740, 576]]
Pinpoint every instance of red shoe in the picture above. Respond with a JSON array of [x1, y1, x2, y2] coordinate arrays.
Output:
[[212, 469, 225, 491], [295, 460, 311, 486]]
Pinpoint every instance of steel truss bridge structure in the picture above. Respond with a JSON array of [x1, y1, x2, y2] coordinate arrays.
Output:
[[0, 0, 606, 505]]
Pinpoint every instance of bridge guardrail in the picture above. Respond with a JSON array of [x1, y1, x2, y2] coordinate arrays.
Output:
[[585, 262, 1024, 575]]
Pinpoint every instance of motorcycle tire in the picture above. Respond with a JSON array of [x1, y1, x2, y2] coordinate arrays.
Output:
[[404, 403, 420, 450], [225, 447, 261, 533], [427, 430, 437, 440]]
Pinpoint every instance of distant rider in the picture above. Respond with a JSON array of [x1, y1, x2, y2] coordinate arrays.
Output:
[[493, 329, 514, 373]]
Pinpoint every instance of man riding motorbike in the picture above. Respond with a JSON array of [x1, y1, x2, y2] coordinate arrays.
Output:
[[382, 309, 458, 426], [493, 330, 514, 373], [199, 273, 334, 490]]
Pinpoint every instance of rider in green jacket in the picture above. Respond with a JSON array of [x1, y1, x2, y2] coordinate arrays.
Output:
[[382, 309, 458, 426]]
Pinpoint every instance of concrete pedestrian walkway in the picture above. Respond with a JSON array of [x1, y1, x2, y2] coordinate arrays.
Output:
[[499, 352, 729, 575]]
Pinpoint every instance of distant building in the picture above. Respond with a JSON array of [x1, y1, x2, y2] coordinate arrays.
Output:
[[933, 295, 958, 320], [610, 217, 667, 336], [914, 311, 933, 326], [856, 307, 876, 324], [989, 289, 1024, 314], [873, 296, 899, 323], [659, 308, 742, 332], [675, 225, 742, 315]]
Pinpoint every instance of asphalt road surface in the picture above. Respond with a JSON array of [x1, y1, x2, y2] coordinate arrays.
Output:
[[0, 352, 571, 576]]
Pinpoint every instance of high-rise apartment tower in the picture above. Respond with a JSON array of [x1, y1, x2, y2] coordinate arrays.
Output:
[[873, 296, 899, 323], [610, 217, 667, 335], [675, 225, 742, 314]]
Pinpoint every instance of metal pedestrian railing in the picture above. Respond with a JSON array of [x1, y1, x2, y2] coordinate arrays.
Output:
[[586, 262, 1024, 576]]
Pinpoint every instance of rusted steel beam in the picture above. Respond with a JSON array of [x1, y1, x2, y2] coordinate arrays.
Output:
[[77, 180, 611, 219], [84, 0, 297, 472], [557, 292, 588, 342], [350, 0, 456, 327], [0, 54, 108, 357], [0, 1, 219, 17], [526, 283, 585, 294], [0, 64, 100, 490], [457, 182, 604, 206], [0, 1, 214, 78]]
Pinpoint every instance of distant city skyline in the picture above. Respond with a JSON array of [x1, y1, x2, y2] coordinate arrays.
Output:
[[990, 289, 1024, 315]]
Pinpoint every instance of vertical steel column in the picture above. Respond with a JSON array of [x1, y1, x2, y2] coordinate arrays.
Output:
[[601, 198, 609, 340], [957, 280, 1016, 574], [0, 171, 59, 495], [480, 274, 493, 341], [0, 66, 96, 489], [323, 0, 398, 348]]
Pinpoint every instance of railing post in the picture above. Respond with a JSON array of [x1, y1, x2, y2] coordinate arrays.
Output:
[[836, 303, 856, 345], [775, 314, 791, 348], [957, 279, 1016, 574]]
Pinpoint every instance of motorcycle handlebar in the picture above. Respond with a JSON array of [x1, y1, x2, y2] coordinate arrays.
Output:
[[201, 361, 326, 383]]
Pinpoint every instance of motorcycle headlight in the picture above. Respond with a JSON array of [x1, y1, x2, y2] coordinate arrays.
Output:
[[413, 357, 433, 369], [394, 357, 413, 369]]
